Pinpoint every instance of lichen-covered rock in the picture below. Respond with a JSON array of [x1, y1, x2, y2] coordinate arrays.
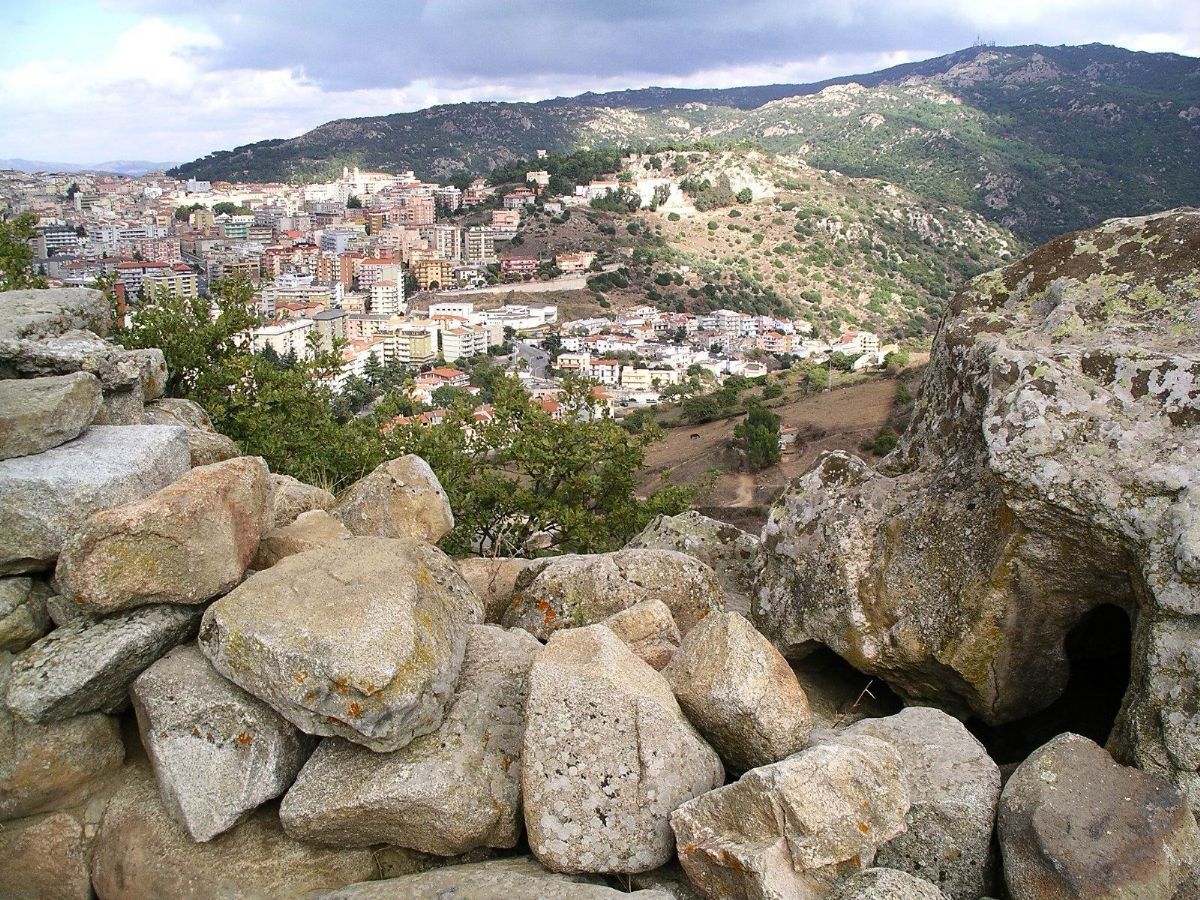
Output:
[[252, 509, 351, 570], [828, 868, 949, 900], [503, 549, 725, 640], [142, 398, 238, 465], [56, 456, 271, 614], [0, 424, 190, 574], [281, 624, 540, 854], [844, 707, 1001, 899], [754, 210, 1200, 807], [131, 644, 316, 841], [456, 556, 540, 623], [0, 809, 94, 900], [522, 625, 724, 875], [664, 610, 811, 772], [0, 372, 101, 460], [4, 603, 202, 722], [600, 599, 681, 670], [332, 454, 454, 543], [198, 537, 482, 752], [670, 733, 910, 899], [90, 766, 379, 900], [626, 511, 760, 614], [0, 576, 52, 652], [0, 287, 112, 349], [998, 733, 1200, 899], [315, 857, 673, 899], [269, 472, 336, 529]]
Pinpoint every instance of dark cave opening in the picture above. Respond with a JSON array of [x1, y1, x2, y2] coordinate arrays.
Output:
[[968, 603, 1133, 767]]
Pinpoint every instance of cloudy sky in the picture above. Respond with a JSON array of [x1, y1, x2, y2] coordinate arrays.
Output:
[[2, 0, 1197, 164]]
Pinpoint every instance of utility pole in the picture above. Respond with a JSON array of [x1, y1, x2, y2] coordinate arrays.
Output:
[[827, 353, 833, 391]]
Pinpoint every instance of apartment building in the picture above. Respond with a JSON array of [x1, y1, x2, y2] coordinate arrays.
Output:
[[141, 265, 198, 301]]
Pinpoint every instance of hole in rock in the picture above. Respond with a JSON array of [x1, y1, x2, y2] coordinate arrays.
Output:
[[968, 603, 1132, 766], [791, 645, 903, 728]]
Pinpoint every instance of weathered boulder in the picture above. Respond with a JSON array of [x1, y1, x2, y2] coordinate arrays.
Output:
[[0, 372, 101, 460], [4, 603, 203, 722], [503, 549, 725, 640], [0, 424, 190, 574], [90, 766, 379, 900], [754, 210, 1200, 807], [0, 287, 111, 349], [626, 511, 760, 614], [600, 599, 681, 670], [998, 733, 1200, 899], [0, 576, 52, 652], [664, 610, 811, 771], [199, 537, 482, 752], [131, 644, 316, 842], [0, 809, 94, 900], [281, 624, 540, 854], [456, 556, 540, 623], [828, 868, 948, 900], [55, 456, 271, 614], [270, 472, 336, 528], [129, 347, 168, 400], [671, 733, 911, 899], [142, 397, 239, 465], [332, 454, 454, 543], [844, 707, 1001, 900], [315, 857, 673, 899], [523, 625, 724, 874], [252, 509, 351, 570]]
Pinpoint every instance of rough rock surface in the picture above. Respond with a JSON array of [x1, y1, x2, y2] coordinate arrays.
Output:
[[503, 549, 725, 640], [199, 537, 482, 752], [269, 472, 336, 528], [0, 424, 190, 574], [664, 610, 811, 771], [998, 733, 1200, 899], [142, 398, 239, 465], [0, 287, 111, 349], [252, 509, 351, 569], [671, 733, 911, 899], [56, 456, 271, 614], [281, 624, 540, 854], [626, 511, 760, 613], [0, 809, 95, 900], [4, 603, 203, 722], [601, 598, 681, 670], [754, 210, 1200, 806], [456, 556, 540, 623], [0, 576, 53, 652], [332, 454, 454, 543], [315, 857, 673, 899], [0, 372, 101, 460], [522, 625, 724, 874], [90, 766, 379, 900], [828, 868, 949, 900], [131, 644, 316, 841], [844, 707, 1001, 900]]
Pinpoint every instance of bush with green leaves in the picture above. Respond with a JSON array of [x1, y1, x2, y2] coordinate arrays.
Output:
[[733, 404, 782, 470]]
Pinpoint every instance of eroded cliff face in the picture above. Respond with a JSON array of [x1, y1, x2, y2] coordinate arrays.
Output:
[[756, 209, 1200, 803]]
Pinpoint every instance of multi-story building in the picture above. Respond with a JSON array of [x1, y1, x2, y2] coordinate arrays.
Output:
[[418, 224, 462, 261], [439, 325, 489, 362], [500, 256, 538, 276], [251, 318, 315, 359], [141, 265, 198, 301], [834, 330, 881, 356], [384, 326, 436, 366], [554, 250, 595, 274], [428, 300, 474, 319], [463, 227, 496, 264], [434, 185, 462, 212], [502, 188, 536, 210], [369, 280, 406, 316], [311, 309, 349, 352], [411, 258, 453, 291]]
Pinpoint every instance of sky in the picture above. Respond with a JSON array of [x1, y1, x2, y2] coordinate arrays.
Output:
[[1, 0, 1197, 164]]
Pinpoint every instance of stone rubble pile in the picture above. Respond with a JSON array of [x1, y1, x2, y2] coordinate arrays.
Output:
[[2, 214, 1198, 900]]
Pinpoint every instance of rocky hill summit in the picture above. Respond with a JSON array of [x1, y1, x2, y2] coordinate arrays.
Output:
[[1, 210, 1199, 897]]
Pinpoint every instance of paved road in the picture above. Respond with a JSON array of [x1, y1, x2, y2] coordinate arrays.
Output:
[[514, 342, 550, 378]]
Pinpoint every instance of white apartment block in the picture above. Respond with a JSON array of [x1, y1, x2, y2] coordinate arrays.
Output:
[[370, 280, 406, 316], [251, 318, 315, 359], [440, 325, 489, 362]]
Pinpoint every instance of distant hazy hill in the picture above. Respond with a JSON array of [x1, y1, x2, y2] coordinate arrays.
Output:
[[0, 159, 177, 177], [169, 43, 1200, 242]]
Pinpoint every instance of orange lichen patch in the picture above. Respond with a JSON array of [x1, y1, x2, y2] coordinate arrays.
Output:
[[857, 822, 871, 834], [294, 672, 307, 685], [535, 599, 558, 628], [333, 677, 350, 695], [347, 701, 362, 718], [191, 726, 201, 737]]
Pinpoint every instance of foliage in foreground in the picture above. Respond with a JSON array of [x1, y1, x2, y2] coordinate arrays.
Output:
[[0, 213, 47, 291]]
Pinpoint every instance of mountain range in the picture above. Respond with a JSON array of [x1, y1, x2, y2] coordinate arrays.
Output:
[[0, 159, 178, 177], [169, 43, 1200, 244]]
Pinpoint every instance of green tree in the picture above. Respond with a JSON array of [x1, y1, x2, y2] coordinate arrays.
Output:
[[736, 188, 753, 204], [0, 213, 46, 291], [346, 194, 363, 209], [733, 404, 782, 470]]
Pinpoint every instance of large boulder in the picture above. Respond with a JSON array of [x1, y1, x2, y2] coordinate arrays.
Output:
[[0, 808, 95, 900], [280, 624, 540, 854], [142, 397, 239, 466], [844, 707, 1001, 900], [626, 511, 760, 614], [664, 610, 812, 771], [456, 556, 540, 623], [0, 287, 112, 350], [828, 868, 948, 900], [332, 455, 454, 543], [0, 576, 52, 652], [252, 509, 351, 570], [502, 549, 725, 640], [90, 766, 379, 900], [522, 625, 724, 875], [998, 733, 1200, 899], [601, 599, 681, 670], [0, 424, 190, 574], [131, 644, 316, 841], [671, 733, 911, 899], [269, 472, 336, 529], [314, 857, 672, 899], [198, 537, 482, 752], [55, 456, 271, 614], [0, 372, 101, 460], [4, 603, 203, 722], [753, 210, 1200, 806]]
